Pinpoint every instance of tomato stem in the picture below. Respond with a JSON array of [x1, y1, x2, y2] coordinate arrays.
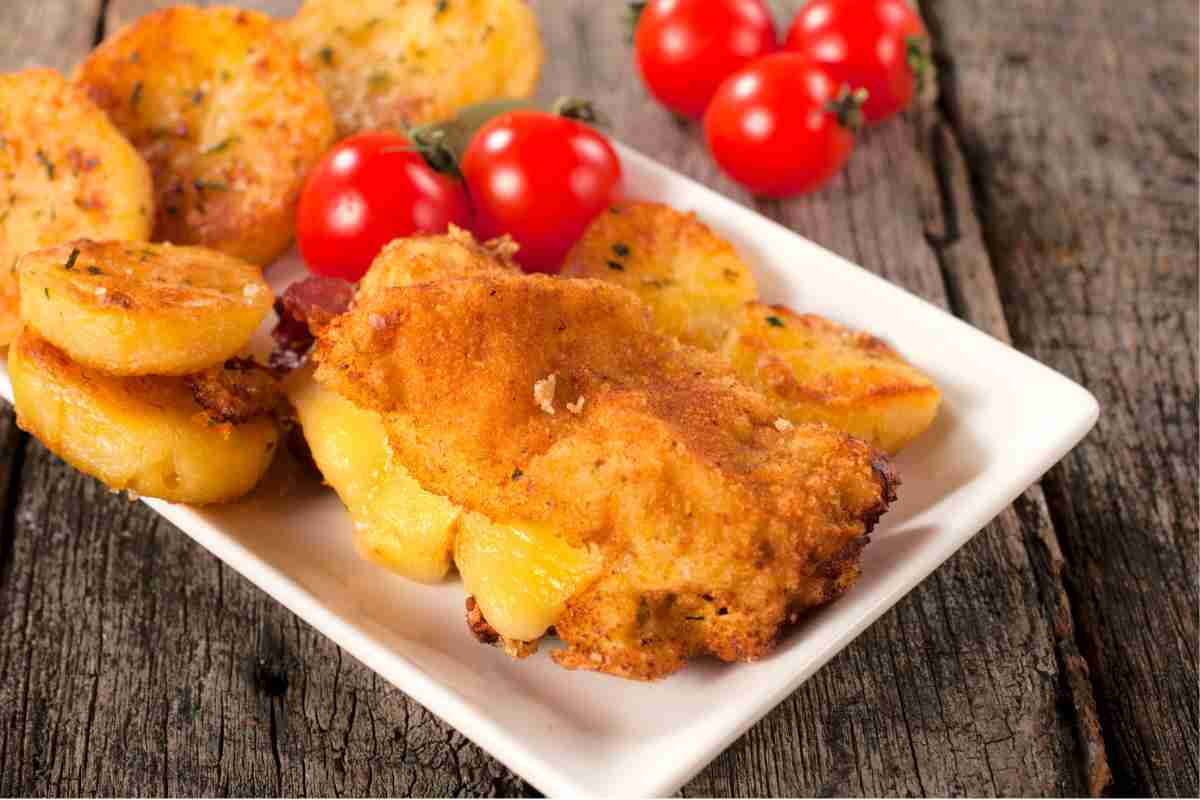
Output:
[[826, 85, 869, 131], [907, 35, 930, 96], [624, 2, 647, 42], [551, 96, 607, 127], [408, 127, 462, 178]]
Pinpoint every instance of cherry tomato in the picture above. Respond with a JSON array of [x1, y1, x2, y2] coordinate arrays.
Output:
[[785, 0, 926, 124], [461, 110, 622, 274], [296, 132, 470, 281], [634, 0, 777, 120], [704, 53, 860, 197]]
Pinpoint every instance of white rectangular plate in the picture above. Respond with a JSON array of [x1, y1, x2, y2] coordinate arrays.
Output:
[[0, 143, 1098, 798]]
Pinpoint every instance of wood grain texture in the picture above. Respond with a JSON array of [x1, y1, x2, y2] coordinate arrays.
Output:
[[925, 0, 1199, 794], [0, 0, 1187, 795]]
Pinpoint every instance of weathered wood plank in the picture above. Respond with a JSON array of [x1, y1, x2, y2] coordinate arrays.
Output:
[[0, 0, 1119, 795], [924, 0, 1199, 795]]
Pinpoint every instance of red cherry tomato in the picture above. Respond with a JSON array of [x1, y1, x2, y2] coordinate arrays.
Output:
[[296, 132, 470, 281], [461, 110, 622, 274], [704, 53, 859, 197], [634, 0, 777, 120], [785, 0, 926, 123]]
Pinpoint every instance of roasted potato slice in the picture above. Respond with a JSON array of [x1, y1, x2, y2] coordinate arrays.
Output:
[[0, 69, 153, 345], [455, 513, 601, 642], [75, 6, 335, 265], [19, 240, 272, 376], [562, 201, 758, 350], [287, 368, 458, 583], [721, 303, 941, 454], [9, 328, 278, 504], [284, 0, 543, 135]]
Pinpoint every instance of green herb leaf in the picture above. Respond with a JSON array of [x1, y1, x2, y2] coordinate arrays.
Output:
[[766, 315, 785, 328], [318, 45, 334, 65], [203, 136, 238, 156], [36, 150, 55, 180], [86, 265, 103, 275], [63, 248, 79, 271], [511, 467, 523, 480], [193, 179, 229, 192], [612, 243, 630, 258], [606, 260, 625, 272]]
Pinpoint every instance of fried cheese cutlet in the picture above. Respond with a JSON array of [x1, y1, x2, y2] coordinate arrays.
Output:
[[315, 272, 897, 679], [357, 225, 520, 299]]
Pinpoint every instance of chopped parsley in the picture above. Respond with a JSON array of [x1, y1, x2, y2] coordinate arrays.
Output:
[[193, 179, 229, 192], [611, 243, 630, 258], [35, 150, 55, 180], [86, 265, 103, 275], [130, 81, 143, 108], [766, 315, 786, 328], [318, 46, 334, 65], [63, 248, 79, 271], [511, 467, 523, 480], [191, 89, 206, 105], [203, 137, 238, 156], [435, 0, 449, 15], [606, 260, 624, 272]]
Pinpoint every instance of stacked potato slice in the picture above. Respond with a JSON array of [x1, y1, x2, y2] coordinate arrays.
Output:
[[10, 241, 279, 504], [563, 202, 942, 454], [0, 6, 348, 504]]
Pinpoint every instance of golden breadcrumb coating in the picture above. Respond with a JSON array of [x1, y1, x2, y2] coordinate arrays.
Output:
[[315, 268, 896, 679]]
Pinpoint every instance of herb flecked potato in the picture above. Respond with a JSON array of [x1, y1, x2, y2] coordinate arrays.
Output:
[[721, 303, 942, 454], [284, 0, 543, 136], [562, 201, 759, 350], [75, 6, 335, 265], [0, 69, 154, 346], [18, 240, 272, 376], [9, 328, 279, 505]]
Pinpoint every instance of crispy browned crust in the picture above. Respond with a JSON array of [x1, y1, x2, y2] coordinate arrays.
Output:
[[465, 596, 537, 659], [316, 253, 898, 679], [188, 357, 282, 424]]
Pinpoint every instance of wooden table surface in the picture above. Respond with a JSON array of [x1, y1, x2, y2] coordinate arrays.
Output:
[[0, 1, 1195, 796]]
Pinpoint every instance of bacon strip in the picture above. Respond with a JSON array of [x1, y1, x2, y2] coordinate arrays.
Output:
[[269, 276, 354, 371]]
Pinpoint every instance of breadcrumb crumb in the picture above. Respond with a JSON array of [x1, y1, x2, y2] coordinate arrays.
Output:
[[774, 417, 793, 432], [566, 395, 586, 415], [533, 373, 557, 415]]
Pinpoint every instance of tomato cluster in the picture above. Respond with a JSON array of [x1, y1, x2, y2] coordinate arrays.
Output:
[[634, 0, 927, 197], [296, 1, 928, 281], [297, 110, 621, 280]]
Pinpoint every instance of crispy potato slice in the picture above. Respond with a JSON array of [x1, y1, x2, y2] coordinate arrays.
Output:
[[284, 0, 543, 135], [456, 513, 602, 642], [562, 201, 759, 350], [286, 367, 458, 582], [9, 328, 278, 504], [0, 68, 153, 345], [75, 6, 335, 265], [19, 240, 272, 376], [721, 303, 941, 454]]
